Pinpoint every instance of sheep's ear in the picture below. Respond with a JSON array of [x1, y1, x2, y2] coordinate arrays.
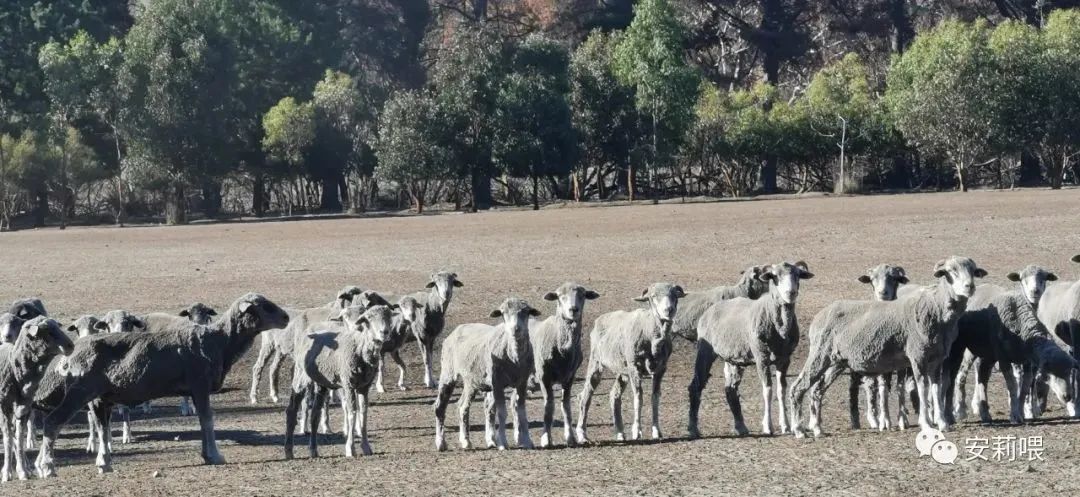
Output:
[[673, 286, 686, 298], [932, 260, 948, 279], [798, 270, 815, 280], [857, 275, 872, 284], [179, 309, 191, 317], [132, 318, 146, 329], [1007, 272, 1021, 282], [794, 260, 809, 271], [239, 301, 255, 314], [388, 304, 400, 310], [93, 320, 109, 331], [584, 290, 600, 300], [207, 308, 217, 316], [489, 309, 503, 318], [26, 322, 44, 338], [896, 275, 909, 284], [1047, 272, 1058, 282], [1072, 254, 1080, 263], [353, 316, 369, 330], [973, 268, 988, 278], [528, 307, 542, 317], [66, 323, 77, 332], [632, 289, 650, 302], [757, 268, 776, 282], [16, 308, 32, 318], [425, 281, 436, 289], [452, 279, 464, 288], [543, 292, 559, 301]]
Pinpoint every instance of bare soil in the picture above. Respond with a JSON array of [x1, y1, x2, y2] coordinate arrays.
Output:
[[2, 189, 1080, 496]]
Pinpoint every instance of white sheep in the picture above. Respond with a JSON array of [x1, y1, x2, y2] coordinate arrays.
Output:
[[789, 256, 986, 437], [434, 298, 539, 452], [671, 266, 769, 341], [1035, 254, 1080, 415], [850, 264, 909, 431], [576, 283, 685, 443], [687, 262, 813, 438]]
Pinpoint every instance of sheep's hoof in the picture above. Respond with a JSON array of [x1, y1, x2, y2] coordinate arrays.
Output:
[[519, 438, 534, 450], [435, 438, 447, 452], [539, 433, 551, 448], [734, 426, 750, 437], [564, 436, 577, 448], [204, 453, 226, 465], [630, 424, 641, 440], [651, 426, 661, 439], [575, 428, 589, 445], [1, 472, 10, 483], [249, 397, 258, 405], [360, 443, 373, 456], [270, 395, 280, 404], [97, 465, 112, 475], [812, 427, 823, 438], [376, 384, 386, 394], [459, 438, 472, 450], [614, 432, 625, 442], [284, 449, 294, 460], [398, 384, 408, 392], [778, 425, 789, 435], [793, 430, 806, 439], [16, 470, 29, 481], [496, 445, 507, 451], [687, 427, 701, 440]]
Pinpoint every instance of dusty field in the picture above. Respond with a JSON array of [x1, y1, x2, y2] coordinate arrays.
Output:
[[2, 189, 1080, 496]]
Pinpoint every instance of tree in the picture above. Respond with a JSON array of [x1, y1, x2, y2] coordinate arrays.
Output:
[[613, 0, 700, 201], [495, 35, 577, 210], [1035, 10, 1080, 188], [376, 90, 448, 213], [311, 70, 381, 212], [886, 19, 996, 192], [263, 96, 316, 214]]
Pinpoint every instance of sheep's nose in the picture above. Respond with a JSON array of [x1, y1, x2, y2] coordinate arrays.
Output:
[[568, 307, 579, 314]]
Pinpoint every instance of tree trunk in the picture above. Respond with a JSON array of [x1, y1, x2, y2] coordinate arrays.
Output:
[[33, 186, 47, 227], [627, 164, 635, 201], [469, 169, 492, 212], [165, 181, 187, 225], [201, 179, 222, 219], [339, 172, 352, 213], [1016, 151, 1042, 187], [757, 0, 782, 194], [112, 130, 125, 226], [252, 172, 266, 217], [955, 164, 968, 193], [319, 172, 343, 212], [888, 0, 914, 54], [532, 174, 539, 211]]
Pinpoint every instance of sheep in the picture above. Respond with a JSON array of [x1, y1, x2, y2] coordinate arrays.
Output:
[[0, 317, 73, 482], [7, 299, 46, 321], [576, 283, 685, 444], [0, 314, 24, 345], [434, 298, 539, 452], [527, 283, 600, 448], [406, 271, 464, 389], [62, 316, 107, 453], [688, 262, 813, 438], [32, 293, 289, 477], [946, 275, 1077, 425], [789, 256, 986, 438], [143, 303, 220, 416], [849, 264, 909, 432], [371, 296, 423, 393], [249, 286, 365, 405], [284, 305, 395, 459], [671, 266, 769, 341], [1035, 254, 1080, 413]]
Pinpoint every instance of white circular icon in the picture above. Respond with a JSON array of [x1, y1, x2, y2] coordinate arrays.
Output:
[[915, 428, 945, 457], [931, 440, 959, 464]]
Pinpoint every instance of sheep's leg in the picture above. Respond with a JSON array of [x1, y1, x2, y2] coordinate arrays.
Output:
[[1031, 369, 1047, 418], [514, 384, 533, 449], [190, 387, 225, 465], [932, 366, 951, 431], [848, 373, 863, 430], [11, 410, 28, 480], [789, 351, 831, 439], [38, 380, 103, 478], [953, 351, 975, 421], [89, 402, 112, 474], [120, 405, 131, 444], [1000, 360, 1022, 424], [375, 352, 387, 393], [493, 389, 509, 450], [357, 387, 372, 456], [911, 364, 936, 431], [687, 342, 717, 440], [974, 359, 993, 424], [895, 369, 910, 430], [283, 389, 305, 460], [629, 372, 644, 440], [23, 413, 34, 450], [318, 393, 331, 434], [85, 406, 98, 453], [576, 362, 603, 444], [650, 369, 666, 439], [267, 352, 284, 404], [179, 397, 192, 416], [610, 376, 627, 441], [758, 363, 774, 436], [308, 387, 328, 458], [422, 340, 437, 389], [877, 374, 892, 431], [249, 337, 272, 404], [774, 365, 789, 435], [390, 350, 408, 391], [723, 364, 749, 436], [560, 381, 576, 446], [1, 410, 12, 482], [433, 381, 454, 452], [102, 406, 114, 454], [539, 380, 556, 448], [1017, 363, 1034, 420], [341, 387, 357, 458], [809, 365, 842, 437], [457, 384, 476, 450], [483, 392, 497, 448]]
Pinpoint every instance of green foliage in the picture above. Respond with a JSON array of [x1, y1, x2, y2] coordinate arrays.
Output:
[[375, 90, 446, 211], [570, 31, 641, 177], [262, 97, 316, 167]]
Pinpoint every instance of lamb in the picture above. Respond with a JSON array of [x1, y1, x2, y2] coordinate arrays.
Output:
[[374, 296, 424, 393], [284, 305, 395, 459], [528, 283, 600, 448], [688, 262, 813, 438], [947, 272, 1077, 425], [8, 299, 46, 321], [249, 286, 365, 404], [32, 293, 289, 477], [0, 317, 73, 482], [789, 256, 986, 438], [671, 266, 769, 341], [142, 303, 219, 416], [849, 264, 910, 431], [433, 298, 539, 452], [1035, 254, 1080, 413], [576, 283, 685, 443]]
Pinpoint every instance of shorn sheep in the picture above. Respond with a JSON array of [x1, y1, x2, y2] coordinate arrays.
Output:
[[790, 256, 986, 437], [33, 293, 289, 477], [285, 305, 396, 459], [434, 298, 539, 452], [529, 283, 600, 448], [577, 283, 685, 443], [143, 303, 219, 416], [7, 299, 46, 321], [374, 296, 425, 393], [671, 266, 769, 341], [407, 271, 464, 389], [688, 262, 813, 438], [0, 314, 24, 345], [850, 264, 910, 431], [0, 317, 73, 482]]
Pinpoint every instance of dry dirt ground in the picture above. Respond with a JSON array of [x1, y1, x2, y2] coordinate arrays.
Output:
[[2, 189, 1080, 496]]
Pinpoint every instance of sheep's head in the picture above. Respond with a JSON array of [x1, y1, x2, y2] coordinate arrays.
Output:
[[9, 298, 47, 320], [180, 303, 217, 325], [396, 296, 423, 325], [66, 315, 102, 339], [932, 256, 987, 300], [1, 312, 25, 344], [489, 298, 540, 342], [544, 283, 600, 323], [858, 264, 908, 302], [1007, 265, 1056, 306], [426, 271, 463, 306], [335, 286, 365, 309], [349, 305, 395, 346], [759, 261, 814, 305], [738, 265, 771, 299], [354, 290, 391, 310], [18, 316, 74, 358], [100, 310, 146, 333], [234, 293, 289, 334], [634, 282, 684, 363]]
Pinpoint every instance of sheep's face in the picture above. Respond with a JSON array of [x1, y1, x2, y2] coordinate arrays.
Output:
[[634, 283, 685, 329], [426, 271, 463, 306], [236, 293, 290, 333], [490, 298, 540, 341], [9, 298, 47, 320], [18, 317, 74, 358], [1007, 265, 1056, 306], [760, 261, 814, 305], [396, 296, 421, 324], [544, 283, 600, 322], [101, 310, 146, 333], [933, 257, 986, 299], [0, 312, 25, 344], [353, 305, 394, 346], [738, 266, 771, 299], [858, 264, 908, 302], [180, 303, 217, 325], [66, 315, 101, 339], [335, 286, 365, 309]]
